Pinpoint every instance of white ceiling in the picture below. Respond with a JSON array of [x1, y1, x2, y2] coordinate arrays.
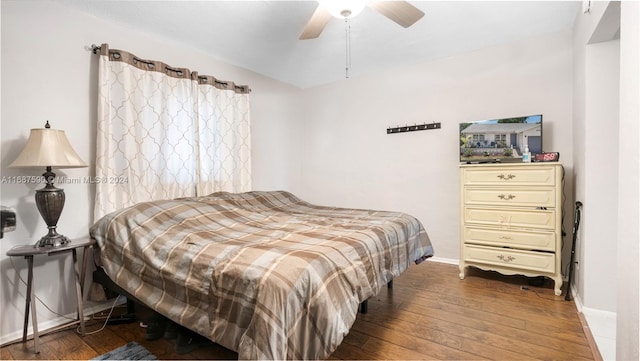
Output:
[[54, 0, 580, 89]]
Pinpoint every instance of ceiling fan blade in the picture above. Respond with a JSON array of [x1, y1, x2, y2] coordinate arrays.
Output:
[[299, 4, 332, 40], [369, 1, 425, 28]]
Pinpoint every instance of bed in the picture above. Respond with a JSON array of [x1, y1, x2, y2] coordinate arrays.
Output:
[[90, 190, 433, 360]]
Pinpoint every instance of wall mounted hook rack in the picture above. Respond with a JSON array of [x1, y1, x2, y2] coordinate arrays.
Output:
[[387, 122, 441, 134]]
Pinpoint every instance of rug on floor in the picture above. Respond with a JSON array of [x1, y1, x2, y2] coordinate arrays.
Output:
[[91, 341, 158, 360]]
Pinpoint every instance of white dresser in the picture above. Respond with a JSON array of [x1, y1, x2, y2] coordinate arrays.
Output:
[[459, 162, 564, 295]]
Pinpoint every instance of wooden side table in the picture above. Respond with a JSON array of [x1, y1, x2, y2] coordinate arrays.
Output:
[[6, 238, 95, 353]]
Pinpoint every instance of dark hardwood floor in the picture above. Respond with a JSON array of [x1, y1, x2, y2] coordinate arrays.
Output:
[[1, 261, 599, 360]]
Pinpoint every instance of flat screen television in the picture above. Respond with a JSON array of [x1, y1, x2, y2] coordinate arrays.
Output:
[[460, 114, 542, 163]]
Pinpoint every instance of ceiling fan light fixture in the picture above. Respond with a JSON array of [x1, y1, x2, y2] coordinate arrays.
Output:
[[321, 0, 367, 19], [299, 1, 425, 41]]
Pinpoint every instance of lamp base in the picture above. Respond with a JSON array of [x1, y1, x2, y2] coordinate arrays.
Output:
[[34, 167, 69, 248], [34, 232, 70, 248]]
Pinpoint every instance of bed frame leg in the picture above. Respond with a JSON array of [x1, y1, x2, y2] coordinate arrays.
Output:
[[359, 281, 392, 314], [359, 300, 368, 314]]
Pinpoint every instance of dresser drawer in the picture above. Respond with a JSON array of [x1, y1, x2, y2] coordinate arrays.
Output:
[[463, 226, 555, 251], [463, 244, 555, 273], [462, 187, 556, 208], [463, 206, 555, 230], [461, 166, 556, 186]]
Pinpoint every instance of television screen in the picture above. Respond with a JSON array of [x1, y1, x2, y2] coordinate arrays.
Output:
[[460, 114, 542, 163]]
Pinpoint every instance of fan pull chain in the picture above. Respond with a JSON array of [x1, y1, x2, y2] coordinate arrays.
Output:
[[344, 16, 351, 79]]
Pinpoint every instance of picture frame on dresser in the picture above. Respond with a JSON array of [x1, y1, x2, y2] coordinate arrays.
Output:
[[459, 162, 564, 296]]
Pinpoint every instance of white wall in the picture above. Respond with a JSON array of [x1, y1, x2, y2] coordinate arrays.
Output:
[[616, 2, 640, 359], [583, 39, 619, 311], [572, 1, 640, 359], [572, 2, 619, 358], [580, 38, 620, 359], [0, 0, 301, 344], [297, 30, 574, 262], [572, 0, 621, 315]]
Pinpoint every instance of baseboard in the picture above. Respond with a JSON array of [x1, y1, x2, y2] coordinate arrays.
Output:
[[578, 311, 605, 361], [581, 307, 616, 361], [0, 297, 125, 347], [569, 285, 616, 361], [428, 256, 459, 265]]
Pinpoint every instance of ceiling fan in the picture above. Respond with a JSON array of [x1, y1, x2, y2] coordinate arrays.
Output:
[[299, 1, 425, 40]]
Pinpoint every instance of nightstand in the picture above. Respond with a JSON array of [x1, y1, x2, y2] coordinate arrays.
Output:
[[6, 238, 95, 353]]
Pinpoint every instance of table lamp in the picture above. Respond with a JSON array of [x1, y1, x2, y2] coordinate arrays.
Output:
[[9, 121, 87, 248]]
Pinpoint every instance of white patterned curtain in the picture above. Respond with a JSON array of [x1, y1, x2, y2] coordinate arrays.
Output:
[[194, 74, 251, 196], [95, 44, 251, 220]]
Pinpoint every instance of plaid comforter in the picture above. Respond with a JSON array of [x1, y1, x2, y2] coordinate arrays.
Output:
[[90, 191, 433, 360]]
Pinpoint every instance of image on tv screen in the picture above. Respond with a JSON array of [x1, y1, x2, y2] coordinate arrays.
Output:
[[460, 114, 542, 162]]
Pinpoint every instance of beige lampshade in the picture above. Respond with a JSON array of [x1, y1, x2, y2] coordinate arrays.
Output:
[[9, 126, 87, 168]]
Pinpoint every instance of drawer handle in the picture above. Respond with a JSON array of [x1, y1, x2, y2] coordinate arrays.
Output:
[[497, 255, 516, 262], [498, 194, 516, 200], [497, 174, 516, 180]]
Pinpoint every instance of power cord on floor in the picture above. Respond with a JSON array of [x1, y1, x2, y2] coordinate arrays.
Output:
[[78, 295, 122, 335], [519, 285, 567, 302]]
